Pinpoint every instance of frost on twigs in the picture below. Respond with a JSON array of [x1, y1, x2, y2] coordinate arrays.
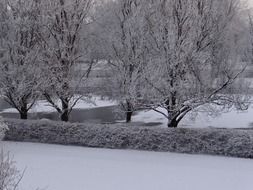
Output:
[[0, 116, 8, 140], [0, 150, 25, 190], [0, 117, 23, 190]]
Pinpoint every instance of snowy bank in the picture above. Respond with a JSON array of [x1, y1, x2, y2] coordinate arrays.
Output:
[[1, 141, 253, 190], [131, 106, 253, 128], [3, 119, 253, 158]]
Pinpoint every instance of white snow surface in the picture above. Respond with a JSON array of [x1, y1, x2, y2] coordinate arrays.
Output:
[[132, 107, 253, 128], [1, 141, 253, 190]]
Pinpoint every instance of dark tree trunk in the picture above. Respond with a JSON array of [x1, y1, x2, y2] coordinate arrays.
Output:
[[167, 117, 179, 128], [166, 94, 179, 128], [126, 101, 133, 123], [19, 105, 28, 120], [60, 110, 69, 122], [126, 111, 133, 123], [20, 111, 28, 120], [60, 98, 69, 122]]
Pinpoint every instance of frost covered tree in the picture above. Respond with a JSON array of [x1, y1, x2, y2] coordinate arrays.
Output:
[[97, 0, 147, 122], [140, 0, 249, 127], [0, 0, 43, 119], [40, 0, 94, 122]]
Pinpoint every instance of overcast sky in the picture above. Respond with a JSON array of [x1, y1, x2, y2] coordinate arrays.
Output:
[[249, 0, 253, 7]]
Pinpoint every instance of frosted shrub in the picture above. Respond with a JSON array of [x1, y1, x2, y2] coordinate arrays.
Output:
[[0, 150, 24, 190], [0, 117, 23, 190], [0, 116, 8, 140]]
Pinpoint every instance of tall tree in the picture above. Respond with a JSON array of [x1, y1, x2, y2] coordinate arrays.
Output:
[[98, 0, 147, 122], [41, 0, 94, 122], [141, 0, 249, 127], [0, 0, 43, 119]]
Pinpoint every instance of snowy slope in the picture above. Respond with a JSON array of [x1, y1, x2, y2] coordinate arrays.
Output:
[[1, 141, 253, 190], [132, 107, 253, 128]]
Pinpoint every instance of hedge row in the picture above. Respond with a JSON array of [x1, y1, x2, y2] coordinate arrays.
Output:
[[3, 119, 253, 158]]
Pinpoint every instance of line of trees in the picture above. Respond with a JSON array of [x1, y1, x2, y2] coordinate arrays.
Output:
[[96, 0, 251, 127], [0, 0, 95, 122], [0, 0, 252, 127]]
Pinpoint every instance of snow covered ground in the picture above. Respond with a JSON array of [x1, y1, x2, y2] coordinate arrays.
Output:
[[1, 95, 253, 128], [132, 107, 253, 128], [1, 96, 117, 113], [1, 141, 253, 190]]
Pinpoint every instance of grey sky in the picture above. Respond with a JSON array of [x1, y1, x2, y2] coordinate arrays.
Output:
[[249, 0, 253, 7]]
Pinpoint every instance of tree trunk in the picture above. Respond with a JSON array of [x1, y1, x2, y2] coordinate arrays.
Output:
[[126, 101, 133, 123], [60, 98, 69, 122], [166, 95, 179, 128], [20, 111, 28, 120], [126, 111, 133, 123], [167, 117, 179, 128], [60, 110, 69, 122], [19, 104, 28, 120]]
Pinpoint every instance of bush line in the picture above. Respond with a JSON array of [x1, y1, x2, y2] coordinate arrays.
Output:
[[3, 119, 253, 159]]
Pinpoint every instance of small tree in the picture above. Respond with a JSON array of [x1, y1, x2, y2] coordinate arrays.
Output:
[[0, 0, 43, 119], [41, 0, 94, 122], [98, 0, 147, 122]]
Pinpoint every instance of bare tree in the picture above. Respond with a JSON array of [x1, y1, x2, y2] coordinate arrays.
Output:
[[140, 0, 249, 127], [98, 0, 147, 122], [0, 0, 43, 119], [40, 0, 94, 122]]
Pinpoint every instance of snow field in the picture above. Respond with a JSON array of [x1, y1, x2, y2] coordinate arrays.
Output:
[[1, 141, 253, 190]]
